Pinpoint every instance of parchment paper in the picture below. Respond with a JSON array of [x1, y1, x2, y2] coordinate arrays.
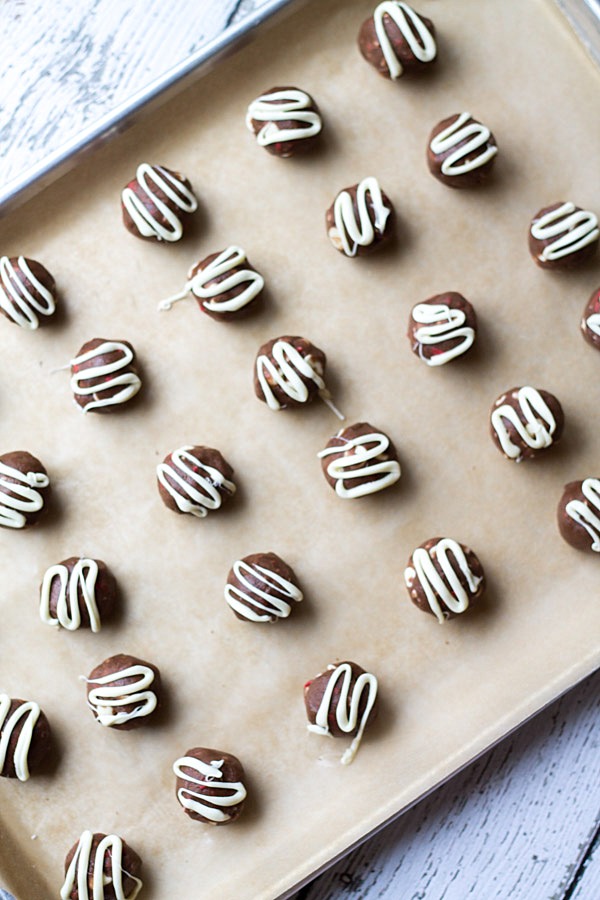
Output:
[[0, 1, 599, 897]]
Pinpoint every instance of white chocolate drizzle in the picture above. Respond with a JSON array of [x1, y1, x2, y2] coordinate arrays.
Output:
[[0, 695, 41, 782], [318, 430, 400, 498], [531, 202, 599, 262], [85, 664, 157, 727], [121, 163, 197, 242], [246, 88, 322, 148], [158, 246, 264, 314], [566, 478, 600, 553], [405, 538, 482, 624], [329, 177, 391, 257], [429, 112, 497, 177], [373, 1, 437, 79], [60, 830, 143, 900], [0, 459, 49, 529], [307, 663, 378, 765], [491, 386, 557, 461], [40, 559, 102, 632], [173, 756, 247, 823], [256, 338, 344, 418], [225, 559, 303, 621], [586, 312, 600, 336], [411, 302, 475, 366], [70, 340, 141, 413], [156, 446, 236, 517], [0, 256, 55, 329]]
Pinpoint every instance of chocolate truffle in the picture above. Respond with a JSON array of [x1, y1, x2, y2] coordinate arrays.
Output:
[[490, 385, 564, 462], [358, 2, 437, 79], [254, 334, 343, 416], [225, 551, 303, 622], [69, 338, 142, 413], [581, 287, 600, 349], [173, 747, 247, 824], [157, 445, 236, 518], [427, 113, 497, 188], [0, 694, 52, 781], [318, 422, 401, 498], [404, 537, 485, 623], [529, 202, 599, 269], [326, 177, 394, 256], [557, 479, 600, 554], [246, 86, 322, 157], [85, 653, 162, 730], [61, 831, 143, 900], [304, 661, 378, 765], [121, 162, 197, 242], [39, 557, 118, 632], [158, 246, 264, 319], [408, 292, 476, 365], [0, 450, 50, 529], [0, 255, 57, 329]]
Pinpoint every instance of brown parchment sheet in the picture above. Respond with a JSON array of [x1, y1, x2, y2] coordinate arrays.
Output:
[[1, 1, 599, 897]]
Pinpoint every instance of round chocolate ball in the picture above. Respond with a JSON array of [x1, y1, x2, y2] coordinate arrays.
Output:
[[318, 422, 401, 498], [173, 747, 247, 824], [246, 85, 322, 157], [529, 202, 599, 269], [358, 2, 437, 79], [225, 551, 303, 622], [69, 337, 141, 413], [326, 177, 394, 256], [404, 537, 486, 623], [156, 445, 236, 518], [121, 162, 197, 242], [427, 112, 497, 188], [304, 660, 379, 765], [557, 479, 600, 554], [62, 831, 143, 900], [0, 694, 52, 780], [39, 557, 118, 632], [254, 334, 336, 412], [408, 292, 477, 365], [0, 450, 50, 529], [85, 653, 162, 730], [0, 256, 57, 329], [581, 287, 600, 350], [490, 385, 564, 462]]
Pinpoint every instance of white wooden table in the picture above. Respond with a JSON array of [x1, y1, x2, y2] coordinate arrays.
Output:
[[1, 2, 598, 898]]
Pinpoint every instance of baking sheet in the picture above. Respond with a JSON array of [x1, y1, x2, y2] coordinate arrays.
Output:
[[1, 1, 599, 897]]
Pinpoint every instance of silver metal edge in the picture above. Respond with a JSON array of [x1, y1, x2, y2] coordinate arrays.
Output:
[[0, 0, 305, 217], [553, 0, 600, 67]]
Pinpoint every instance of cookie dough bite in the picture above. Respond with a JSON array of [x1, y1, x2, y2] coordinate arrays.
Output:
[[0, 256, 57, 329], [0, 450, 50, 529], [40, 557, 117, 632], [0, 694, 52, 781], [225, 552, 303, 622], [85, 654, 162, 730], [157, 445, 236, 518], [254, 335, 343, 417], [158, 246, 264, 319], [246, 86, 322, 157], [121, 162, 198, 242], [173, 748, 247, 824], [557, 479, 600, 554], [326, 177, 394, 257], [318, 422, 400, 498], [529, 202, 599, 269], [404, 537, 486, 623], [358, 2, 437, 79], [69, 338, 141, 413], [490, 386, 564, 462], [61, 831, 143, 900], [581, 287, 600, 349], [304, 661, 378, 765], [427, 113, 497, 188], [408, 292, 476, 365]]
